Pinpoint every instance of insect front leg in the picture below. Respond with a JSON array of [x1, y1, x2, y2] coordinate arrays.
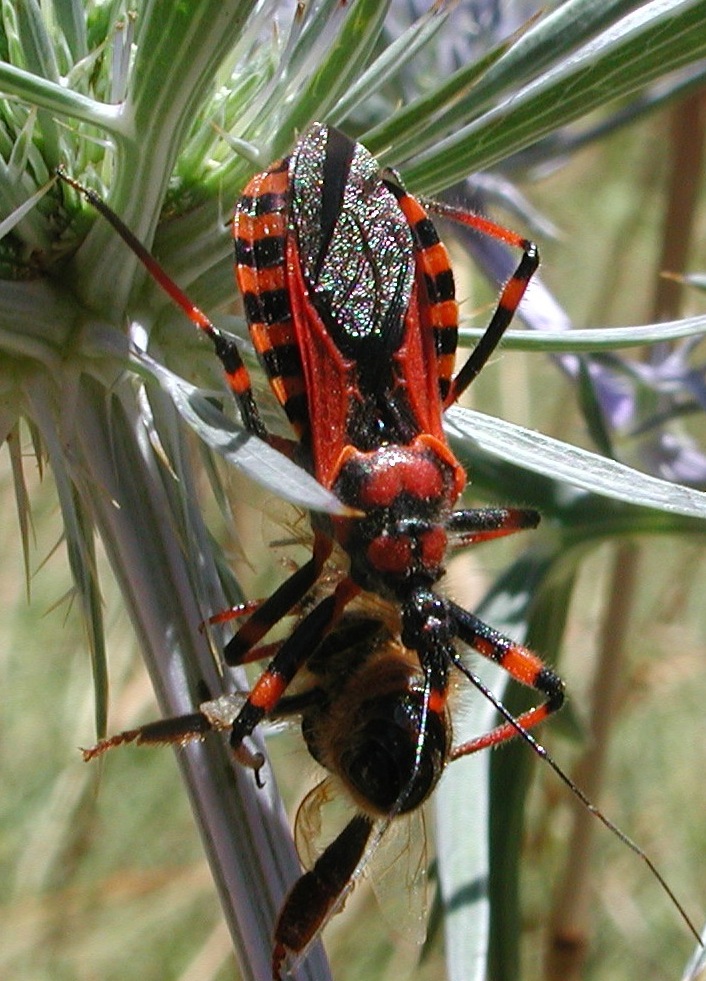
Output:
[[400, 588, 453, 723], [447, 600, 565, 759], [394, 588, 455, 810], [222, 530, 332, 665], [81, 710, 219, 761], [446, 506, 540, 547], [55, 169, 297, 453], [226, 575, 361, 774], [82, 531, 337, 771]]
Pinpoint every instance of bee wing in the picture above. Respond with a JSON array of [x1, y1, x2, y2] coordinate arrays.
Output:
[[293, 777, 429, 946], [294, 776, 337, 870], [277, 796, 384, 978], [369, 807, 430, 949]]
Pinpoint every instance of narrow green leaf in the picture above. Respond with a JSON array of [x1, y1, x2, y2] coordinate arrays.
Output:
[[365, 34, 513, 163], [405, 0, 706, 191], [24, 379, 109, 735], [388, 0, 646, 164], [7, 422, 33, 600], [438, 549, 561, 981], [71, 489, 108, 737], [446, 406, 706, 519], [0, 58, 122, 128], [138, 352, 347, 516], [485, 554, 576, 981], [52, 0, 88, 61], [0, 173, 54, 247], [274, 0, 390, 145], [457, 315, 706, 351], [329, 2, 453, 129], [16, 0, 61, 82]]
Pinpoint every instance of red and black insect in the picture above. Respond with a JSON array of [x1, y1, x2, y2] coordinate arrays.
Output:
[[59, 123, 563, 976]]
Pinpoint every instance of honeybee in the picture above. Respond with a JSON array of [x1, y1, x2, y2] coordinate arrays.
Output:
[[85, 605, 453, 977]]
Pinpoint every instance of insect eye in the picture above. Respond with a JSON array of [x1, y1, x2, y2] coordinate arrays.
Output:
[[340, 694, 448, 815]]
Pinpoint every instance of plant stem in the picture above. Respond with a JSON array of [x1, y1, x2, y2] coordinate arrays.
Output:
[[546, 540, 639, 980]]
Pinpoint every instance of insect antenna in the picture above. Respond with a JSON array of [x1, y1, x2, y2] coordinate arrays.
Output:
[[448, 650, 703, 947]]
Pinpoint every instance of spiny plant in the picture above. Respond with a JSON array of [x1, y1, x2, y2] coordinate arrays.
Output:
[[1, 2, 706, 980]]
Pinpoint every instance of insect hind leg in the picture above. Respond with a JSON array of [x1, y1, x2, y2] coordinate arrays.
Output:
[[55, 168, 282, 447], [422, 198, 539, 407]]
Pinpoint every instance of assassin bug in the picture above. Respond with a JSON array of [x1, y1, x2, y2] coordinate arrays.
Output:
[[58, 123, 699, 976]]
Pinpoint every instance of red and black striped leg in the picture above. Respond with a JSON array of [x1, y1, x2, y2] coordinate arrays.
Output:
[[446, 506, 540, 547], [222, 531, 332, 666], [227, 576, 360, 767], [55, 169, 280, 446], [447, 600, 564, 759], [421, 199, 539, 408]]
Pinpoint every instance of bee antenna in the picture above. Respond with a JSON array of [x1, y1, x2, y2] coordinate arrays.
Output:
[[451, 654, 703, 948]]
